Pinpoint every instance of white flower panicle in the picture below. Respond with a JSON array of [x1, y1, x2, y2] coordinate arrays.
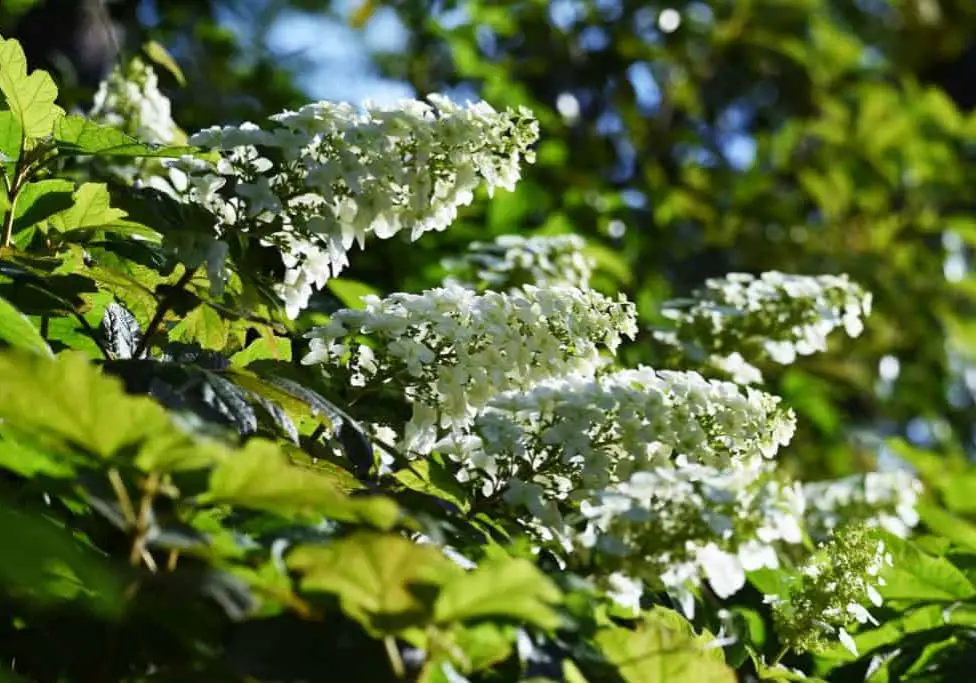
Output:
[[768, 525, 891, 656], [302, 284, 637, 453], [173, 95, 539, 317], [658, 272, 873, 374], [803, 470, 922, 541], [90, 57, 177, 145], [461, 367, 795, 509], [443, 233, 594, 291], [574, 463, 806, 607]]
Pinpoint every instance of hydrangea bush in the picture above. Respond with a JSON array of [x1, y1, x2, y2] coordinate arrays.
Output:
[[1, 39, 966, 683]]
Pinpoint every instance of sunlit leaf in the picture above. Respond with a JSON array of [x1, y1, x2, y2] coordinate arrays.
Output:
[[434, 556, 562, 629], [205, 439, 398, 528], [48, 183, 127, 233], [288, 531, 462, 634], [595, 608, 735, 683], [0, 36, 63, 138], [54, 114, 196, 158], [143, 40, 187, 87]]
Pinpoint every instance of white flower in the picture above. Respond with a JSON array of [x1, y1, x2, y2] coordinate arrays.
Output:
[[659, 271, 872, 371], [304, 284, 636, 453], [572, 464, 805, 603], [709, 352, 764, 385], [738, 539, 780, 572], [90, 57, 177, 144], [839, 628, 859, 657], [803, 470, 923, 541], [179, 96, 539, 317], [465, 367, 795, 503], [606, 573, 643, 614], [697, 543, 746, 598], [444, 233, 594, 291]]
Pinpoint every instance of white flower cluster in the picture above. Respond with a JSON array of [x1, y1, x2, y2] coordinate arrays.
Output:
[[302, 284, 637, 453], [443, 233, 593, 291], [460, 367, 795, 513], [90, 57, 177, 145], [172, 96, 538, 317], [574, 463, 806, 613], [803, 470, 922, 541], [658, 272, 873, 380], [768, 526, 892, 656]]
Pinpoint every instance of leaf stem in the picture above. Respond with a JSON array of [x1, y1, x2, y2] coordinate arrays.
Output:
[[134, 266, 197, 359], [772, 644, 790, 666], [383, 636, 406, 679], [129, 471, 160, 570], [1, 136, 28, 248]]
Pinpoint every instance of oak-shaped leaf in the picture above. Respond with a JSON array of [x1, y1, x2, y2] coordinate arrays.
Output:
[[433, 556, 563, 630], [0, 350, 226, 472], [594, 607, 735, 683], [0, 35, 63, 138], [204, 439, 398, 528], [287, 531, 462, 634]]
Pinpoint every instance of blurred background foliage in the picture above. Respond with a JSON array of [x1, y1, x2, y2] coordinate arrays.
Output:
[[6, 0, 976, 483]]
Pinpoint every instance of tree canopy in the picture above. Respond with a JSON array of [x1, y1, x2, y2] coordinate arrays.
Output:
[[1, 1, 976, 681]]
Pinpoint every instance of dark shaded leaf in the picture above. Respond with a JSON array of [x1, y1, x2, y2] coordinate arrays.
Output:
[[200, 370, 258, 435], [101, 301, 142, 359]]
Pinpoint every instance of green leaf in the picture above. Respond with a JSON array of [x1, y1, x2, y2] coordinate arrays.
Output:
[[143, 40, 186, 87], [0, 350, 225, 471], [327, 278, 379, 309], [0, 36, 63, 138], [0, 502, 124, 616], [12, 178, 74, 233], [433, 556, 562, 629], [395, 453, 471, 513], [0, 109, 22, 162], [204, 439, 398, 528], [169, 303, 228, 350], [0, 429, 76, 477], [454, 622, 518, 673], [881, 535, 976, 603], [54, 115, 196, 158], [349, 0, 378, 29], [595, 607, 735, 683], [287, 531, 463, 634], [0, 292, 50, 355], [748, 648, 825, 681], [229, 334, 292, 368], [563, 660, 591, 683], [816, 604, 955, 665], [48, 183, 127, 233], [918, 500, 976, 554]]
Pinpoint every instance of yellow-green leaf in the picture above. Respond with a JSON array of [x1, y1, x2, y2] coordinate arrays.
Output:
[[288, 531, 463, 634], [0, 350, 225, 471], [48, 183, 127, 233], [205, 439, 398, 528], [0, 35, 63, 138], [349, 0, 377, 29], [0, 109, 22, 162], [142, 40, 186, 87], [595, 607, 735, 683], [169, 303, 228, 350], [229, 334, 292, 368], [434, 556, 562, 630]]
